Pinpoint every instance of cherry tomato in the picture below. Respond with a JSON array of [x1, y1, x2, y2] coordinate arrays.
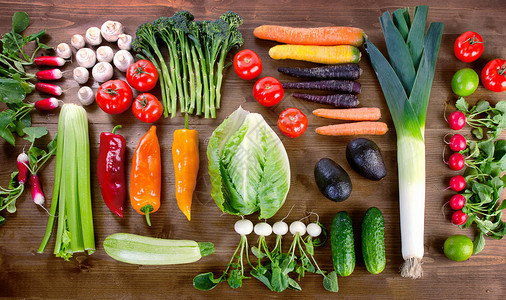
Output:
[[454, 31, 484, 63], [451, 210, 468, 225], [126, 59, 159, 92], [96, 80, 133, 114], [253, 76, 284, 107], [450, 194, 466, 210], [277, 108, 308, 138], [481, 59, 506, 93], [233, 49, 262, 80], [132, 93, 163, 123]]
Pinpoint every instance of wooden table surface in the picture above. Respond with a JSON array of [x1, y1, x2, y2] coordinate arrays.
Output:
[[1, 0, 505, 298]]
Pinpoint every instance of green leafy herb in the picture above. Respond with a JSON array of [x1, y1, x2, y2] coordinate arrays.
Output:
[[456, 98, 506, 139]]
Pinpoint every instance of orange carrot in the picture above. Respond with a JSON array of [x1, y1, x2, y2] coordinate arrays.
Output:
[[316, 121, 388, 136], [254, 25, 365, 47], [313, 107, 381, 121], [269, 45, 360, 64]]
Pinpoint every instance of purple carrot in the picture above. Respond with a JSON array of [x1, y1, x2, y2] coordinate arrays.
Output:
[[36, 69, 63, 80], [278, 64, 362, 80], [282, 80, 361, 94], [35, 82, 63, 96], [292, 93, 359, 108], [17, 153, 29, 185], [30, 174, 45, 206]]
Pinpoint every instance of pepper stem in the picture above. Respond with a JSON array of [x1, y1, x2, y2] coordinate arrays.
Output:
[[111, 124, 122, 134], [184, 113, 189, 129], [141, 205, 154, 226]]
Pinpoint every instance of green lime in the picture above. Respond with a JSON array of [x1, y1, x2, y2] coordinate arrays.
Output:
[[451, 68, 479, 97], [443, 234, 473, 261]]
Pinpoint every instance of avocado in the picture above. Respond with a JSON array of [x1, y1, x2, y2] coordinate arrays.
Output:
[[346, 138, 386, 180], [314, 158, 352, 202]]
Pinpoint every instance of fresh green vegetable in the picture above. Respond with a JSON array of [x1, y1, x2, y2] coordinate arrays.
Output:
[[443, 235, 473, 261], [330, 211, 355, 277], [132, 10, 244, 118], [365, 5, 443, 279], [362, 207, 386, 274], [103, 233, 214, 265], [451, 68, 479, 97], [38, 104, 95, 260], [206, 106, 290, 219], [455, 97, 506, 140]]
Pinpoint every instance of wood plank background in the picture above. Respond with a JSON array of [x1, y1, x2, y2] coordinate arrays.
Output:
[[0, 0, 505, 298]]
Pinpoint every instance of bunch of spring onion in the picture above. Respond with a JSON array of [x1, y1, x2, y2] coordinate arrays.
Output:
[[38, 104, 95, 259], [132, 10, 244, 119], [365, 5, 443, 279]]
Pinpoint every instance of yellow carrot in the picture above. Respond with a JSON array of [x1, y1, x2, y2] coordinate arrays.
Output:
[[269, 45, 361, 64], [254, 25, 365, 47], [313, 107, 381, 121], [315, 121, 388, 136]]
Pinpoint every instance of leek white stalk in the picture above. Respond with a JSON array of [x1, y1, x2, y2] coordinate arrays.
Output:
[[366, 5, 443, 279]]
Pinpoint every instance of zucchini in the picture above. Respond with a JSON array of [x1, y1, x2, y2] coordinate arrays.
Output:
[[362, 207, 386, 274], [103, 233, 214, 265], [330, 211, 355, 277]]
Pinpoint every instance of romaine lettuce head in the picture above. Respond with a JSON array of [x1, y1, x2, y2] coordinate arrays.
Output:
[[207, 107, 291, 219]]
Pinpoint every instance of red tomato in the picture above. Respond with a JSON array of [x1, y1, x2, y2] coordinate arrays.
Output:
[[454, 31, 484, 63], [96, 80, 133, 114], [481, 59, 506, 92], [277, 108, 308, 138], [126, 59, 159, 92], [253, 77, 284, 106], [233, 49, 262, 80], [132, 93, 163, 123]]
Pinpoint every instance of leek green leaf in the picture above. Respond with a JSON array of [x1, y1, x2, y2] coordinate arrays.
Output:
[[406, 5, 428, 69]]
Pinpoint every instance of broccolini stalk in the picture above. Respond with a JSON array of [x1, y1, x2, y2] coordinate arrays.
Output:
[[188, 21, 208, 116], [171, 11, 194, 113]]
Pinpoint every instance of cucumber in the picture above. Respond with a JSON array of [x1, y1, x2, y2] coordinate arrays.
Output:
[[103, 233, 214, 265], [330, 211, 355, 277], [361, 207, 386, 274]]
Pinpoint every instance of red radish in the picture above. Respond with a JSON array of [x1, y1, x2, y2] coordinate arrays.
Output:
[[449, 175, 466, 192], [448, 111, 466, 130], [450, 194, 466, 210], [36, 69, 63, 80], [34, 56, 65, 67], [451, 210, 467, 225], [30, 174, 45, 206], [449, 134, 467, 151], [17, 153, 29, 185], [35, 82, 63, 96], [34, 98, 60, 111], [448, 152, 465, 171]]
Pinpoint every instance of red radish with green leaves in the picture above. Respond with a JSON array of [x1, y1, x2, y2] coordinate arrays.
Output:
[[448, 134, 467, 151], [35, 82, 63, 96], [450, 194, 466, 210], [449, 175, 466, 192], [17, 153, 29, 185], [36, 69, 63, 80], [30, 174, 45, 206], [448, 111, 466, 130], [34, 56, 65, 67], [34, 98, 60, 111], [451, 210, 467, 225], [447, 152, 465, 171]]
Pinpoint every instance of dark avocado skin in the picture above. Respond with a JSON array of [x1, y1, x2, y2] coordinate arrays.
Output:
[[314, 158, 352, 202], [346, 138, 386, 181]]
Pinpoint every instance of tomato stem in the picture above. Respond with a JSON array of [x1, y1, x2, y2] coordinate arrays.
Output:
[[105, 88, 119, 96], [466, 35, 483, 45], [137, 95, 148, 108], [498, 63, 506, 76]]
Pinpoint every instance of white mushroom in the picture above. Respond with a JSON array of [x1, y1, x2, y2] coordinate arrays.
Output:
[[85, 27, 102, 46], [92, 62, 114, 82], [96, 46, 114, 63], [113, 50, 134, 72], [71, 34, 85, 49], [101, 20, 124, 42], [73, 67, 89, 84], [117, 34, 132, 50], [78, 86, 95, 106], [56, 43, 71, 59], [76, 48, 96, 69]]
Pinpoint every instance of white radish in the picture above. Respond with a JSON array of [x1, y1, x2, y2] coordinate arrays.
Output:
[[101, 20, 124, 42], [113, 50, 134, 72], [56, 43, 71, 59], [234, 219, 253, 236], [78, 86, 94, 106], [117, 34, 132, 50], [76, 48, 96, 68], [272, 221, 289, 236], [306, 223, 322, 238], [92, 62, 114, 82], [71, 34, 85, 49], [85, 26, 102, 45], [289, 221, 306, 236], [73, 67, 89, 84], [254, 222, 273, 237], [96, 46, 114, 63]]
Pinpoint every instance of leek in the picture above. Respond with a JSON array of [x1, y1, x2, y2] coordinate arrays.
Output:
[[38, 104, 95, 259], [365, 5, 443, 279]]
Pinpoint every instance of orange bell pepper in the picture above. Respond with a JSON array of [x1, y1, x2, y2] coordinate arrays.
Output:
[[130, 126, 161, 226], [172, 115, 199, 221]]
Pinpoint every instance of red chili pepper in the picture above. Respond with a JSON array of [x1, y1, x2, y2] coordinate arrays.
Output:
[[97, 125, 126, 217]]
